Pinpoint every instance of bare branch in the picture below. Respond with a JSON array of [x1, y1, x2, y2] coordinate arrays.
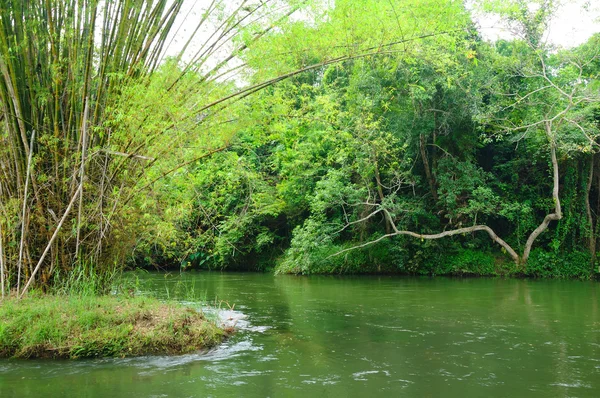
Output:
[[335, 208, 386, 234], [329, 224, 520, 263], [20, 184, 83, 298]]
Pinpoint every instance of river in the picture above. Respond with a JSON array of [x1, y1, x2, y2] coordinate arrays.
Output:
[[1, 273, 599, 397]]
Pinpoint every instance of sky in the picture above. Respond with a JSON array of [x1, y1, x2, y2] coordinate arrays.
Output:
[[474, 0, 600, 48], [164, 0, 600, 68]]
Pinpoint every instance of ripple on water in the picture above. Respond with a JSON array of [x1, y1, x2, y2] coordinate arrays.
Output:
[[129, 340, 264, 377], [204, 308, 272, 333], [549, 381, 592, 389], [102, 307, 271, 376], [352, 370, 391, 381], [299, 374, 341, 386]]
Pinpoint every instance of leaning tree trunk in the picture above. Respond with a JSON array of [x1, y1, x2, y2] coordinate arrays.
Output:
[[521, 124, 562, 265], [332, 122, 565, 268], [585, 154, 596, 263]]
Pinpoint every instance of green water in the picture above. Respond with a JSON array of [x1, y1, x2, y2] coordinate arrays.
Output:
[[1, 273, 600, 397]]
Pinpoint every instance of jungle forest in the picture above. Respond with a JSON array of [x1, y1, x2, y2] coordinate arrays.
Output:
[[0, 0, 600, 298], [4, 1, 600, 395]]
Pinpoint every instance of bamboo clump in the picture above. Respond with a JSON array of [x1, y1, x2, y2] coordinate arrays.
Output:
[[0, 0, 311, 295]]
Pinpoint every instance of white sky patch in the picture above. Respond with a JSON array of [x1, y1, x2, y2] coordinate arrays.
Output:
[[545, 1, 600, 46], [161, 0, 232, 62], [159, 0, 309, 83], [159, 0, 600, 72], [473, 0, 600, 48]]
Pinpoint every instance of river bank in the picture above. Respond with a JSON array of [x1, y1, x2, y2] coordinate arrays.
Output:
[[140, 248, 598, 280], [0, 294, 228, 359]]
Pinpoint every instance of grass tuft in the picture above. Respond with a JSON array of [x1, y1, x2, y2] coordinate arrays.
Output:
[[0, 295, 228, 359]]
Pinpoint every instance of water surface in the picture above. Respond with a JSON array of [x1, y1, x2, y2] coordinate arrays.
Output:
[[1, 273, 599, 397]]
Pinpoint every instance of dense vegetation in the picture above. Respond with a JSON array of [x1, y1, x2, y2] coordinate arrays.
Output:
[[1, 0, 600, 296], [132, 1, 600, 278]]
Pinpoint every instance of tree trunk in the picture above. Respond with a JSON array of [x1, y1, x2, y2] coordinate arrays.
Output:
[[16, 131, 35, 296], [419, 134, 438, 202], [585, 154, 596, 263], [331, 222, 521, 264], [75, 98, 90, 261], [521, 126, 562, 264], [373, 157, 392, 234]]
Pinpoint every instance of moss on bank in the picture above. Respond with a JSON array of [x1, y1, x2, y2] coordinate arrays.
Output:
[[0, 294, 228, 359]]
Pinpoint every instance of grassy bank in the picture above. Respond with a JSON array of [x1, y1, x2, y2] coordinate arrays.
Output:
[[0, 294, 228, 359]]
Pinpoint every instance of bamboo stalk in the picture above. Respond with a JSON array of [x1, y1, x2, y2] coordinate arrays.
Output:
[[16, 130, 35, 296], [0, 222, 5, 299], [75, 98, 90, 261]]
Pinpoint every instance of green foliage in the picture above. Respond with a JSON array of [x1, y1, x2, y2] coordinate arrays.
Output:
[[0, 0, 320, 292], [443, 250, 498, 276], [33, 0, 594, 281], [133, 6, 598, 279], [525, 250, 593, 279]]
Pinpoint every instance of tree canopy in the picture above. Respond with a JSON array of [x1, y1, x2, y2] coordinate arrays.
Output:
[[1, 0, 600, 294]]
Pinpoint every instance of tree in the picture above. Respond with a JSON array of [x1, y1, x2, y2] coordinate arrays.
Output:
[[325, 0, 600, 268]]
